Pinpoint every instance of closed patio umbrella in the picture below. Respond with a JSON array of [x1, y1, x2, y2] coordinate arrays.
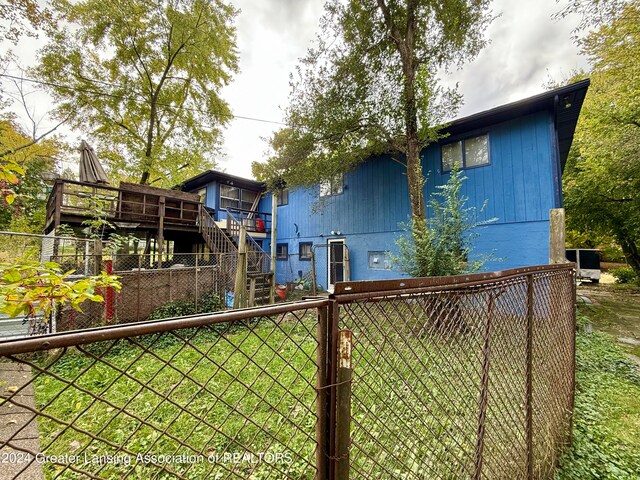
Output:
[[79, 140, 109, 184]]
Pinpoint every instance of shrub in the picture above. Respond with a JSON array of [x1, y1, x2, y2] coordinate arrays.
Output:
[[148, 292, 223, 320], [611, 266, 638, 285], [392, 164, 497, 277]]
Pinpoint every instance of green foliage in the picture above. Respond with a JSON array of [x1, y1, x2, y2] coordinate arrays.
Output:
[[392, 165, 496, 277], [0, 118, 61, 230], [565, 229, 626, 262], [253, 0, 493, 221], [610, 266, 638, 285], [148, 292, 223, 321], [555, 324, 640, 478], [563, 1, 640, 277], [35, 0, 238, 185], [0, 252, 121, 320]]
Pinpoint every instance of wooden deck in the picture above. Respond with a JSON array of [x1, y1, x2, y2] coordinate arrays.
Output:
[[44, 180, 202, 233]]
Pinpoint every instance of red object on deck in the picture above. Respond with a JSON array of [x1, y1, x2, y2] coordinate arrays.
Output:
[[104, 260, 114, 322], [255, 217, 265, 232]]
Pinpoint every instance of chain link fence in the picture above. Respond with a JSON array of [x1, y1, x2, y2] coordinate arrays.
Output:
[[331, 264, 576, 479], [0, 263, 576, 479], [0, 232, 239, 338], [0, 301, 325, 479]]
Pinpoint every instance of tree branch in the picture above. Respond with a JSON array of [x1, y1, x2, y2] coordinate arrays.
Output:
[[0, 115, 69, 158]]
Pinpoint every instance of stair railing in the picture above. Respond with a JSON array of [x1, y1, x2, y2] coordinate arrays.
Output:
[[199, 206, 237, 254], [226, 209, 270, 274]]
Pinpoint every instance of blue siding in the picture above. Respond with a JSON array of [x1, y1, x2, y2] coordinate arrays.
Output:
[[271, 111, 558, 288], [422, 111, 555, 225], [205, 183, 217, 210]]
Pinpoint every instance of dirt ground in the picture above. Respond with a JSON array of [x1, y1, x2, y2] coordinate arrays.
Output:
[[577, 283, 640, 360]]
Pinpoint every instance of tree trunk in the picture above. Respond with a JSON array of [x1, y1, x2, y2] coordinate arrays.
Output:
[[376, 0, 425, 222], [403, 62, 426, 222], [618, 234, 640, 278]]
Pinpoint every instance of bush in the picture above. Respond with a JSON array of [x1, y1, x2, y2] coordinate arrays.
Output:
[[148, 292, 223, 320], [611, 266, 638, 284]]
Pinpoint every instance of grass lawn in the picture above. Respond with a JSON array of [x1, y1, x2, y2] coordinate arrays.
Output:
[[555, 292, 640, 479], [30, 316, 320, 479]]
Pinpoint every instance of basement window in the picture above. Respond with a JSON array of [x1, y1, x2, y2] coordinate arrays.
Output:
[[276, 243, 288, 260], [299, 242, 312, 261]]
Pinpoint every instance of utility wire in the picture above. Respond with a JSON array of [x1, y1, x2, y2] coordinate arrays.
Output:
[[0, 73, 287, 126]]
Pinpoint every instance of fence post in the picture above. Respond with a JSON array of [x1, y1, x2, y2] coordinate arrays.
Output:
[[568, 268, 577, 445], [311, 250, 317, 296], [334, 329, 352, 480], [136, 254, 142, 322], [526, 274, 535, 479], [316, 305, 329, 479], [195, 254, 199, 311], [473, 293, 493, 480]]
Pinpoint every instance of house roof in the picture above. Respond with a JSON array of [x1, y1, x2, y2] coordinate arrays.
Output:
[[444, 79, 590, 172], [179, 81, 589, 191], [178, 170, 266, 192]]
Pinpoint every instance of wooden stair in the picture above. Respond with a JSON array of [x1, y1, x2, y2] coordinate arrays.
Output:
[[199, 207, 237, 254]]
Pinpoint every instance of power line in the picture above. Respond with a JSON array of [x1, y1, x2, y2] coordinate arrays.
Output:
[[0, 73, 287, 126]]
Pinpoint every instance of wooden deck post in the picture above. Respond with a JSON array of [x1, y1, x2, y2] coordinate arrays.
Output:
[[270, 192, 277, 304], [233, 226, 248, 309], [248, 277, 256, 307], [158, 196, 165, 268]]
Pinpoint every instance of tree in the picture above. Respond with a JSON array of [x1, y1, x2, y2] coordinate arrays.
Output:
[[0, 116, 62, 223], [563, 1, 640, 276], [554, 0, 632, 34], [0, 0, 51, 45], [35, 0, 239, 185], [253, 0, 492, 227]]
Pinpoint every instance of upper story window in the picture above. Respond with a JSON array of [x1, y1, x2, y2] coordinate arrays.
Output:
[[220, 185, 259, 211], [277, 188, 289, 206], [320, 173, 344, 197], [442, 134, 489, 172]]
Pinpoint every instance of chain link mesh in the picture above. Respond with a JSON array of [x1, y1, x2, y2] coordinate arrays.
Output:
[[0, 304, 321, 479], [0, 258, 576, 479], [336, 267, 575, 479]]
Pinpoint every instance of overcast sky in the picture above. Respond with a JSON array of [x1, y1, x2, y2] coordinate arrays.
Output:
[[2, 0, 587, 180]]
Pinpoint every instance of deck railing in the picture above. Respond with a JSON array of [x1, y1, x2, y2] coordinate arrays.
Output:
[[226, 209, 270, 274], [45, 179, 201, 231], [199, 206, 237, 254], [225, 206, 271, 237]]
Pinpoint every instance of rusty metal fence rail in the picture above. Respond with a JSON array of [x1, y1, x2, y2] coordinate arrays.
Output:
[[0, 264, 576, 479]]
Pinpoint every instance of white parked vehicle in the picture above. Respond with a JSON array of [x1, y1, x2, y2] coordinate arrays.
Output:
[[565, 249, 601, 283]]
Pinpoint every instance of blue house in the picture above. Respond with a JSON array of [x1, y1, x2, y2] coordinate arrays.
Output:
[[180, 80, 589, 293]]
